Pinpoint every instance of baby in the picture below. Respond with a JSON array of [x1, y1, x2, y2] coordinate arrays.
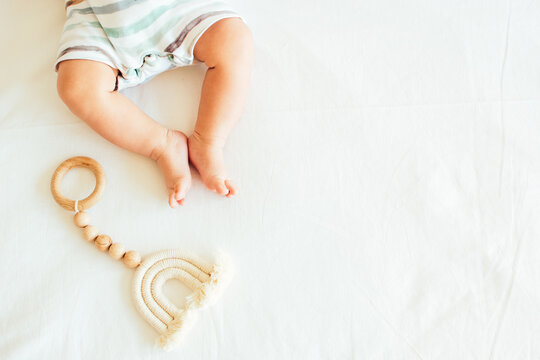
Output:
[[55, 0, 253, 208]]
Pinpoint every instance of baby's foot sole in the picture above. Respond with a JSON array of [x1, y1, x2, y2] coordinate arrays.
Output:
[[187, 134, 237, 197], [155, 129, 192, 208]]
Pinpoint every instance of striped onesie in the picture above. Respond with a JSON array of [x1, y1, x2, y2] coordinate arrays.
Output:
[[56, 0, 242, 90]]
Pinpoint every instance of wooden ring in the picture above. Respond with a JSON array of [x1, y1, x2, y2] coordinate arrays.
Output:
[[51, 156, 106, 211]]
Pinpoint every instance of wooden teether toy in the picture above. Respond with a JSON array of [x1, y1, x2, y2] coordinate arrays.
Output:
[[51, 156, 232, 351]]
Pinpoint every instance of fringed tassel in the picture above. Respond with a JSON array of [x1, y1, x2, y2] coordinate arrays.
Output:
[[157, 253, 233, 351]]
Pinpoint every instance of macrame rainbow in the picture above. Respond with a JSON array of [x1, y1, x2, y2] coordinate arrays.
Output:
[[132, 249, 232, 351]]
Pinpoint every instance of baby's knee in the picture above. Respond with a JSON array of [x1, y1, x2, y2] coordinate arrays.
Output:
[[57, 73, 85, 110], [198, 18, 254, 69]]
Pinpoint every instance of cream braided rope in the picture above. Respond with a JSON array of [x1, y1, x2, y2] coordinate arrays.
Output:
[[51, 156, 232, 351]]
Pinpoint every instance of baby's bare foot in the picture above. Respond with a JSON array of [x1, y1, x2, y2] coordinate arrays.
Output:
[[188, 132, 237, 197], [152, 129, 191, 208]]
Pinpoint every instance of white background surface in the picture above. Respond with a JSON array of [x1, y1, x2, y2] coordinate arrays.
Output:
[[1, 0, 540, 359]]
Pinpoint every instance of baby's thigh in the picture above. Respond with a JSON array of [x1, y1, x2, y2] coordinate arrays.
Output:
[[193, 18, 253, 66], [57, 59, 118, 98]]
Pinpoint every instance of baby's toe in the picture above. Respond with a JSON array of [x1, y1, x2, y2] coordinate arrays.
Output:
[[174, 183, 187, 201], [169, 191, 179, 208], [215, 182, 229, 196], [207, 176, 229, 195], [225, 179, 237, 197], [169, 178, 191, 208]]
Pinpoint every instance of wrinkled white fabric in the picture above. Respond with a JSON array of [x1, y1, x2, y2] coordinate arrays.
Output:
[[1, 0, 540, 359]]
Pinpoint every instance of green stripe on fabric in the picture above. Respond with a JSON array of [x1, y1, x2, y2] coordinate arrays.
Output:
[[102, 1, 189, 38], [108, 9, 232, 58], [116, 11, 196, 55], [61, 6, 188, 57]]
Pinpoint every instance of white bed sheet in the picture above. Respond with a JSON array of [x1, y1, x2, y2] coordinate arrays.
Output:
[[1, 0, 540, 359]]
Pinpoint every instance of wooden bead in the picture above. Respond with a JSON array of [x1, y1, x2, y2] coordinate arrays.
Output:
[[95, 234, 112, 252], [123, 251, 141, 268], [108, 243, 126, 260], [73, 211, 91, 228], [82, 225, 99, 242]]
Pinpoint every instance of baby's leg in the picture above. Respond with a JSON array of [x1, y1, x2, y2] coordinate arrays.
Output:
[[57, 59, 191, 208], [189, 18, 254, 197]]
